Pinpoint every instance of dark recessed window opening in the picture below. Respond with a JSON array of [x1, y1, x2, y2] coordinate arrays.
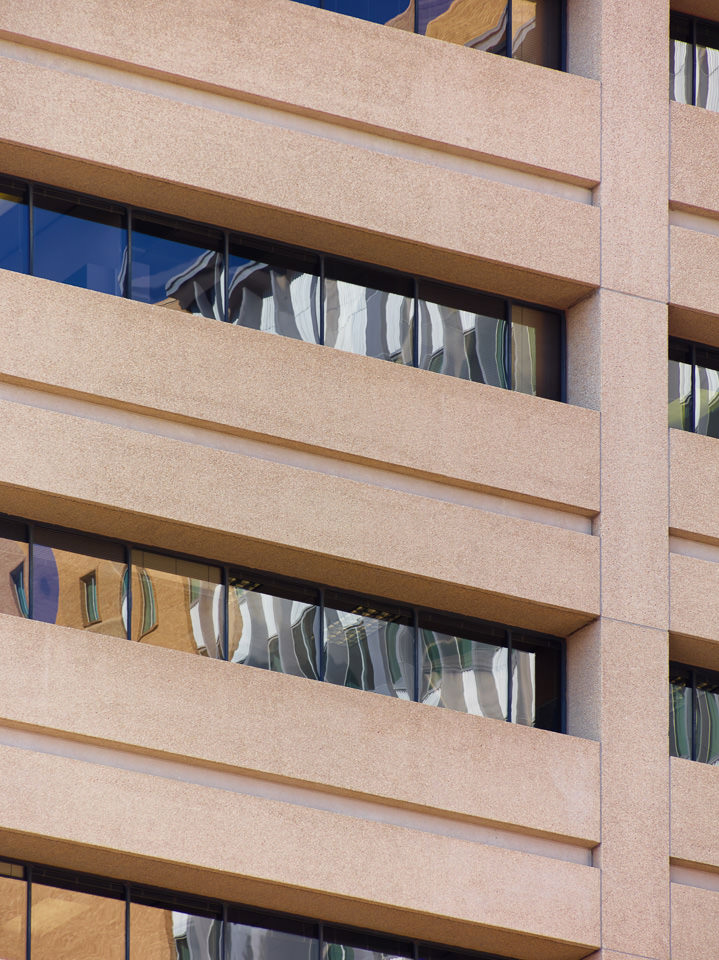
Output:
[[670, 11, 719, 110], [668, 336, 719, 437], [670, 661, 719, 764], [0, 513, 564, 732]]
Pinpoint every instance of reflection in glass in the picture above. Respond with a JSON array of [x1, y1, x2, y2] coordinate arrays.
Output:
[[671, 38, 693, 104], [323, 594, 414, 698], [131, 551, 223, 657], [226, 911, 318, 960], [670, 671, 692, 760], [228, 242, 320, 343], [229, 574, 319, 679], [418, 281, 507, 384], [33, 189, 127, 296], [511, 304, 561, 400], [324, 263, 413, 364], [419, 0, 507, 52], [668, 341, 692, 431], [0, 518, 28, 619], [512, 0, 561, 68], [0, 177, 28, 274], [33, 529, 127, 637], [132, 217, 224, 320], [512, 634, 561, 729], [131, 902, 221, 960], [696, 18, 719, 111], [323, 0, 412, 26], [323, 927, 413, 960], [32, 883, 124, 960], [695, 674, 719, 764], [420, 619, 507, 717], [694, 352, 719, 437], [0, 868, 25, 960]]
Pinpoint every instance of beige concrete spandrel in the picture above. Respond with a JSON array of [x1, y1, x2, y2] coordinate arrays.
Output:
[[671, 883, 719, 960], [671, 0, 719, 20], [0, 614, 600, 843], [0, 745, 600, 960], [670, 553, 719, 649], [671, 757, 719, 868], [0, 398, 599, 634], [670, 428, 719, 540], [669, 304, 719, 346], [0, 273, 600, 514], [0, 0, 600, 185], [670, 226, 719, 319], [671, 102, 719, 215], [0, 56, 599, 307]]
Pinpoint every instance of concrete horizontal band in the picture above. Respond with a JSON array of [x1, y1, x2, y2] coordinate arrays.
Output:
[[671, 757, 719, 870], [0, 0, 601, 187], [670, 225, 719, 318], [0, 741, 600, 960], [0, 272, 601, 517], [0, 54, 600, 307], [670, 429, 719, 540], [0, 615, 600, 845], [670, 882, 719, 960], [671, 101, 719, 217]]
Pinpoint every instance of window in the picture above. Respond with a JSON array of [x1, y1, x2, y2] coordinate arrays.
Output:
[[4, 513, 564, 732], [0, 174, 564, 400], [293, 0, 564, 70], [668, 337, 719, 437], [670, 12, 719, 110], [670, 662, 719, 764]]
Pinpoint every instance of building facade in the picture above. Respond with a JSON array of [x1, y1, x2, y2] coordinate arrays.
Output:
[[0, 0, 717, 958]]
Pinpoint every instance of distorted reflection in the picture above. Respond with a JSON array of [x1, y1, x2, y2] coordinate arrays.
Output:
[[0, 177, 28, 273], [322, 926, 414, 960], [512, 0, 560, 67], [694, 355, 719, 437], [697, 20, 719, 110], [511, 647, 535, 726], [229, 575, 319, 679], [668, 341, 692, 430], [130, 551, 223, 657], [418, 283, 507, 384], [33, 189, 127, 296], [0, 518, 29, 619], [130, 903, 221, 960], [420, 623, 508, 717], [511, 304, 561, 400], [226, 914, 318, 960], [228, 243, 320, 343], [324, 263, 413, 363], [669, 670, 692, 760], [32, 883, 124, 960], [419, 0, 507, 52], [670, 36, 693, 103], [695, 676, 719, 764], [132, 217, 224, 320], [0, 870, 25, 960], [323, 595, 414, 697]]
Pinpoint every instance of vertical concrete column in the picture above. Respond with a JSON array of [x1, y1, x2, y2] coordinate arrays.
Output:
[[567, 1, 670, 959]]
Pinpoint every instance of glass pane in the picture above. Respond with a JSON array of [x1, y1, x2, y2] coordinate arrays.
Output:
[[694, 357, 719, 437], [512, 633, 561, 730], [323, 0, 412, 26], [228, 573, 319, 679], [33, 189, 127, 296], [668, 341, 692, 431], [131, 902, 221, 960], [323, 927, 413, 960], [132, 217, 224, 321], [226, 911, 318, 960], [511, 304, 561, 400], [670, 39, 693, 104], [324, 261, 413, 364], [131, 551, 223, 658], [0, 518, 29, 619], [32, 883, 124, 960], [0, 870, 25, 960], [420, 617, 507, 717], [228, 240, 320, 343], [512, 0, 561, 68], [696, 19, 719, 111], [695, 673, 719, 764], [419, 0, 507, 51], [33, 529, 127, 638], [323, 593, 414, 698], [418, 281, 507, 384], [0, 177, 29, 274], [669, 670, 692, 760]]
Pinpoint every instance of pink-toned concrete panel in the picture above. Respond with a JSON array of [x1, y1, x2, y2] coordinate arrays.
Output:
[[671, 883, 719, 960], [0, 744, 600, 960], [0, 398, 599, 635], [0, 273, 600, 514], [0, 56, 599, 307], [670, 553, 719, 648], [0, 0, 600, 185], [670, 428, 719, 540], [670, 226, 719, 319], [671, 757, 719, 868], [671, 102, 719, 215], [670, 304, 719, 347], [0, 614, 601, 843]]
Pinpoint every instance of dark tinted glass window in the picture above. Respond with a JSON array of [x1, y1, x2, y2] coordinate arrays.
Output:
[[695, 670, 719, 764], [132, 216, 224, 320], [324, 0, 411, 25], [226, 910, 318, 960], [32, 881, 124, 960], [695, 18, 719, 110], [512, 632, 561, 730], [323, 927, 414, 960], [670, 14, 693, 105], [511, 303, 561, 400], [668, 339, 693, 431], [229, 239, 320, 344], [670, 666, 692, 760], [693, 346, 719, 438], [0, 518, 28, 620], [130, 896, 222, 960], [0, 176, 28, 274], [418, 0, 508, 51], [33, 189, 126, 295]]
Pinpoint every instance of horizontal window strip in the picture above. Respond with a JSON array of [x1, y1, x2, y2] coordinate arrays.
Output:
[[670, 660, 719, 764], [670, 11, 719, 111], [0, 513, 564, 732], [668, 336, 719, 438], [0, 174, 564, 401], [0, 856, 523, 960]]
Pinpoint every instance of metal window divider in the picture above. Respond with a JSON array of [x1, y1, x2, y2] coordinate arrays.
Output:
[[223, 566, 230, 662], [125, 544, 133, 642], [318, 587, 326, 681], [27, 523, 34, 621], [692, 16, 698, 107], [691, 341, 697, 433], [411, 278, 419, 370], [126, 208, 133, 299], [691, 666, 697, 762], [125, 884, 131, 960], [27, 182, 34, 277], [413, 607, 420, 704], [319, 256, 326, 347], [506, 629, 513, 723], [506, 1, 512, 58], [224, 231, 230, 324], [25, 864, 32, 960]]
